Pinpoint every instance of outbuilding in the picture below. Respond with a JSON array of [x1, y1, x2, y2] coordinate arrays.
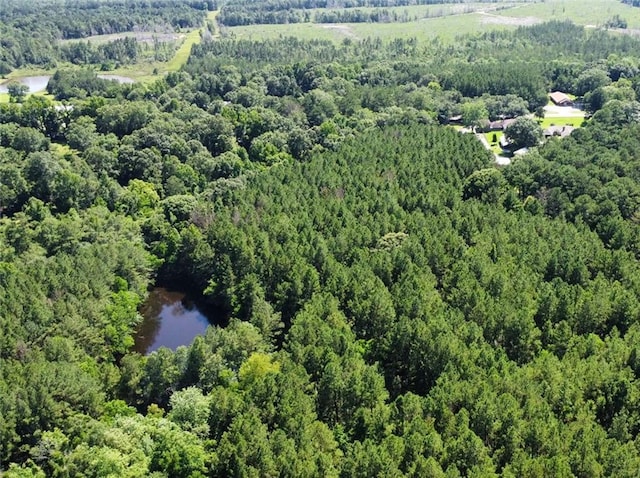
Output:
[[549, 91, 573, 106]]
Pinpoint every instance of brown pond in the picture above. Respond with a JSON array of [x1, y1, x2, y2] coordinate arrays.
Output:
[[133, 287, 211, 355]]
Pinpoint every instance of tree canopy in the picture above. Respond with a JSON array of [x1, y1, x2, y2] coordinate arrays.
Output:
[[3, 6, 640, 476]]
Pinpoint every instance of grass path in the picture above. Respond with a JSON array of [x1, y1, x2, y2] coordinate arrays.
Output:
[[164, 10, 219, 72], [164, 29, 201, 72], [165, 10, 219, 73]]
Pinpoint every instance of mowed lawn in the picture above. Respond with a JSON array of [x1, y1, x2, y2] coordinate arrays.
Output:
[[482, 107, 587, 154], [539, 116, 586, 128], [483, 131, 505, 155]]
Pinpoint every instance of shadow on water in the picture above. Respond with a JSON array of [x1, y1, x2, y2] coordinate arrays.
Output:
[[133, 287, 225, 355]]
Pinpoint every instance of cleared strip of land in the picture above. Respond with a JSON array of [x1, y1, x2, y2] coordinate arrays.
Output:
[[166, 11, 219, 73], [104, 10, 219, 82]]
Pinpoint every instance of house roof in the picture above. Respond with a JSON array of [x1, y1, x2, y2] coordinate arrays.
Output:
[[489, 118, 518, 130], [502, 118, 517, 129], [549, 91, 572, 105]]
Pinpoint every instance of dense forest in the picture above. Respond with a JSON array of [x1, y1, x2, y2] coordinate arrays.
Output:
[[4, 1, 640, 475]]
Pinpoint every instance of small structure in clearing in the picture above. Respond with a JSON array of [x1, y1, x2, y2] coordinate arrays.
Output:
[[549, 91, 573, 106], [543, 125, 575, 138], [499, 135, 512, 150]]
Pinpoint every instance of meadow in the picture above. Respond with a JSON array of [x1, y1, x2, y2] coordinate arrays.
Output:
[[224, 13, 517, 42], [224, 0, 640, 42], [493, 0, 640, 29], [0, 10, 220, 88]]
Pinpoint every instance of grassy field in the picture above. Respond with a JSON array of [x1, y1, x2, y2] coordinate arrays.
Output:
[[225, 12, 517, 42], [494, 0, 640, 29], [167, 10, 219, 71], [483, 131, 505, 154], [225, 0, 640, 43], [221, 1, 536, 41], [99, 26, 203, 82], [539, 116, 586, 128], [165, 29, 203, 72], [1, 10, 220, 86], [116, 10, 219, 81], [303, 2, 521, 20]]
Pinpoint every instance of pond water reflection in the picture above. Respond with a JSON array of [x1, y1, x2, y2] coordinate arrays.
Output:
[[133, 287, 211, 355], [0, 76, 51, 93], [0, 74, 136, 94]]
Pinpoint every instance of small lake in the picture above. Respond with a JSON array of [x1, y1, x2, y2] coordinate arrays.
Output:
[[133, 287, 212, 355], [0, 74, 136, 94], [0, 76, 51, 93]]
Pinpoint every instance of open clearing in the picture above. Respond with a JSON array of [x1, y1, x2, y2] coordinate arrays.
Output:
[[320, 24, 358, 39], [225, 0, 640, 42], [544, 104, 586, 118], [102, 10, 219, 82], [61, 31, 183, 45], [493, 0, 640, 29], [539, 116, 586, 128], [477, 11, 541, 27], [542, 104, 587, 128], [226, 13, 516, 42], [164, 10, 219, 74], [6, 10, 220, 85]]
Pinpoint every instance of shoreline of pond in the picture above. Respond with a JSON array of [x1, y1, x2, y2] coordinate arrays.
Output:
[[0, 74, 136, 94], [132, 286, 228, 355]]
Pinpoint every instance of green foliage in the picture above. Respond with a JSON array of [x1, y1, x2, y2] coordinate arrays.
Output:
[[5, 12, 640, 478], [461, 100, 488, 130], [463, 168, 507, 204], [505, 116, 544, 149]]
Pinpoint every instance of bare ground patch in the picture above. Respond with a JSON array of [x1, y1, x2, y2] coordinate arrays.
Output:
[[476, 11, 542, 26], [320, 24, 358, 39], [61, 31, 184, 45]]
